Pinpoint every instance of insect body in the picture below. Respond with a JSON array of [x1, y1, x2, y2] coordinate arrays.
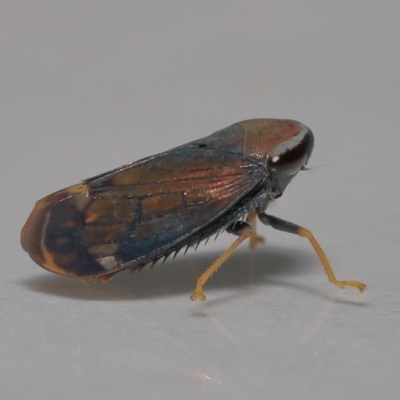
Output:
[[21, 119, 366, 300]]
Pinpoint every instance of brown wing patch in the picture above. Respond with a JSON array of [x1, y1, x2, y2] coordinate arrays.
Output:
[[20, 182, 91, 276], [108, 152, 234, 186], [141, 192, 184, 217], [84, 197, 138, 224]]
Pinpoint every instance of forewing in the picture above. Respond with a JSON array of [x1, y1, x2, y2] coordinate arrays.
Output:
[[21, 147, 264, 278]]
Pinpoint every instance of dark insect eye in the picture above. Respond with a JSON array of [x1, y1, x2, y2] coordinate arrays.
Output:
[[267, 138, 309, 176]]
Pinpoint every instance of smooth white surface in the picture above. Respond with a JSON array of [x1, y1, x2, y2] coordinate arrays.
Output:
[[1, 2, 399, 399]]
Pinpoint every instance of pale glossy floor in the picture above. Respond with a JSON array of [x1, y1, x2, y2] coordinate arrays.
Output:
[[1, 2, 399, 399]]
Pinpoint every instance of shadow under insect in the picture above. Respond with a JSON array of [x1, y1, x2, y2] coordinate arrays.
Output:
[[21, 247, 315, 301]]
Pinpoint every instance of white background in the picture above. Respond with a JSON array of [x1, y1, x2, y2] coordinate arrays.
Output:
[[1, 2, 399, 399]]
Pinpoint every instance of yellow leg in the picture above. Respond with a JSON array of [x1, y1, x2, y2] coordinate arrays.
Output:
[[247, 211, 265, 249], [297, 227, 366, 292], [258, 213, 366, 293], [190, 227, 252, 301]]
